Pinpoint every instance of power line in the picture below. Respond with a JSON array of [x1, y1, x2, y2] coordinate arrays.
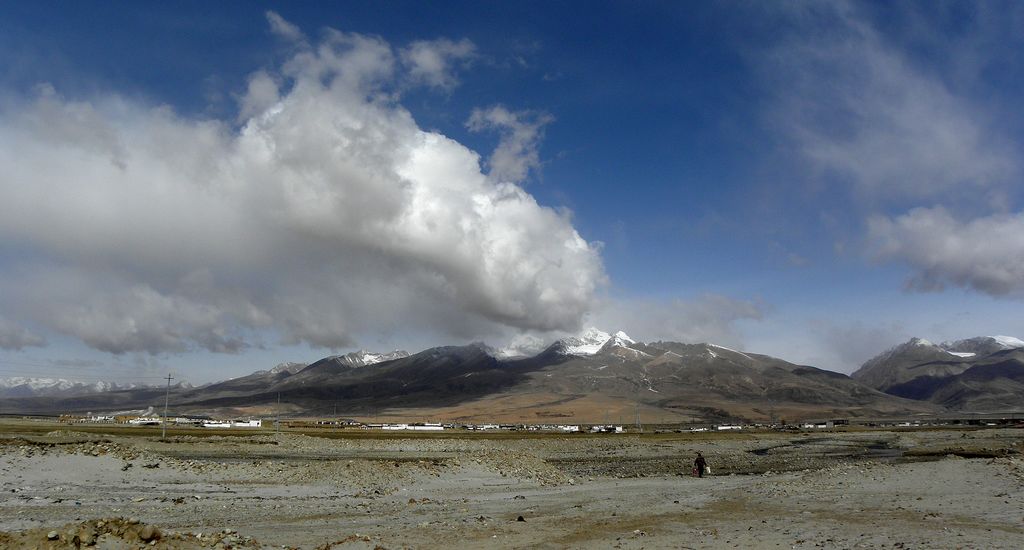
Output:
[[0, 370, 170, 380], [0, 359, 175, 380], [0, 362, 171, 375]]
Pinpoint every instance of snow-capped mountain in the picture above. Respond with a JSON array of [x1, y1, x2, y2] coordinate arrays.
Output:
[[607, 330, 636, 347], [858, 336, 1024, 370], [940, 336, 1024, 357], [492, 329, 636, 359], [0, 377, 159, 399], [547, 328, 642, 356], [550, 327, 614, 355], [853, 335, 1024, 410]]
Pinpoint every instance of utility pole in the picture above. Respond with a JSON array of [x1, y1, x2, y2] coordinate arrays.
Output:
[[162, 374, 173, 438]]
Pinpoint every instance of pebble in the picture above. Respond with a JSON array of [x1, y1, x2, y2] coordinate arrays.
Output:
[[139, 525, 161, 542]]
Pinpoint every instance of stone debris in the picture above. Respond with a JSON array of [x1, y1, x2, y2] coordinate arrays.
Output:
[[0, 518, 260, 549]]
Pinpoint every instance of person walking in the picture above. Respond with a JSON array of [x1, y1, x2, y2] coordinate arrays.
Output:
[[694, 452, 707, 478]]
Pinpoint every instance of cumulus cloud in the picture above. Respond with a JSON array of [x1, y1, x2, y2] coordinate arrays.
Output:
[[401, 38, 476, 91], [0, 317, 46, 351], [467, 106, 553, 184], [766, 2, 1016, 203], [0, 19, 604, 354], [236, 70, 280, 123], [870, 207, 1024, 296]]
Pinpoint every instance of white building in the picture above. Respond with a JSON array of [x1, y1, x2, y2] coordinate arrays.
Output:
[[381, 423, 444, 431]]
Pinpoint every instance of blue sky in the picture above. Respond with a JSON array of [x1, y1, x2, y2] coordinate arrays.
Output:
[[1, 1, 1023, 384]]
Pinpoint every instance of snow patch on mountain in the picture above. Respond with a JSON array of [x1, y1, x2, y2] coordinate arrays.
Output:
[[947, 351, 976, 358], [939, 335, 1024, 356], [0, 377, 76, 391], [269, 362, 307, 375], [610, 331, 635, 346], [709, 343, 752, 360], [328, 350, 409, 367], [991, 335, 1024, 348]]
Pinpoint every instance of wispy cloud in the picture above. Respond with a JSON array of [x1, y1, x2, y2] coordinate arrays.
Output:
[[0, 317, 45, 351], [767, 2, 1015, 205], [486, 293, 766, 358], [589, 294, 765, 349], [266, 11, 306, 44], [467, 105, 553, 184], [401, 38, 477, 91], [761, 2, 1024, 300]]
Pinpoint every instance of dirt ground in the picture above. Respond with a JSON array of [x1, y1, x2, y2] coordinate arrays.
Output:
[[1, 422, 1022, 549]]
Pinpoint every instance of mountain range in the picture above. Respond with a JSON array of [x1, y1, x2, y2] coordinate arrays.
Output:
[[0, 330, 950, 423], [851, 336, 1024, 412], [0, 377, 189, 399]]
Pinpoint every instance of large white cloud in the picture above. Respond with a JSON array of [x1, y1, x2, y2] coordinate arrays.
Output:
[[0, 17, 605, 354]]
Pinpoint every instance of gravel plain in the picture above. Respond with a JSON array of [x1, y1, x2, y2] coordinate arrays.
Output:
[[1, 423, 1022, 549]]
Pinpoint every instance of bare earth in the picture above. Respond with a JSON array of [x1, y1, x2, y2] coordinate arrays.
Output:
[[1, 422, 1022, 549]]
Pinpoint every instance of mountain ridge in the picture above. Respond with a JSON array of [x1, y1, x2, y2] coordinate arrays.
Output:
[[5, 329, 1017, 420]]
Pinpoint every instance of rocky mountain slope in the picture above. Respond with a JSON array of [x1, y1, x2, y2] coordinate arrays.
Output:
[[487, 332, 936, 423], [852, 336, 1024, 411]]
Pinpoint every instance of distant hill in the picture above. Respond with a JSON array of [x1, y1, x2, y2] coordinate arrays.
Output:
[[852, 336, 1024, 411]]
